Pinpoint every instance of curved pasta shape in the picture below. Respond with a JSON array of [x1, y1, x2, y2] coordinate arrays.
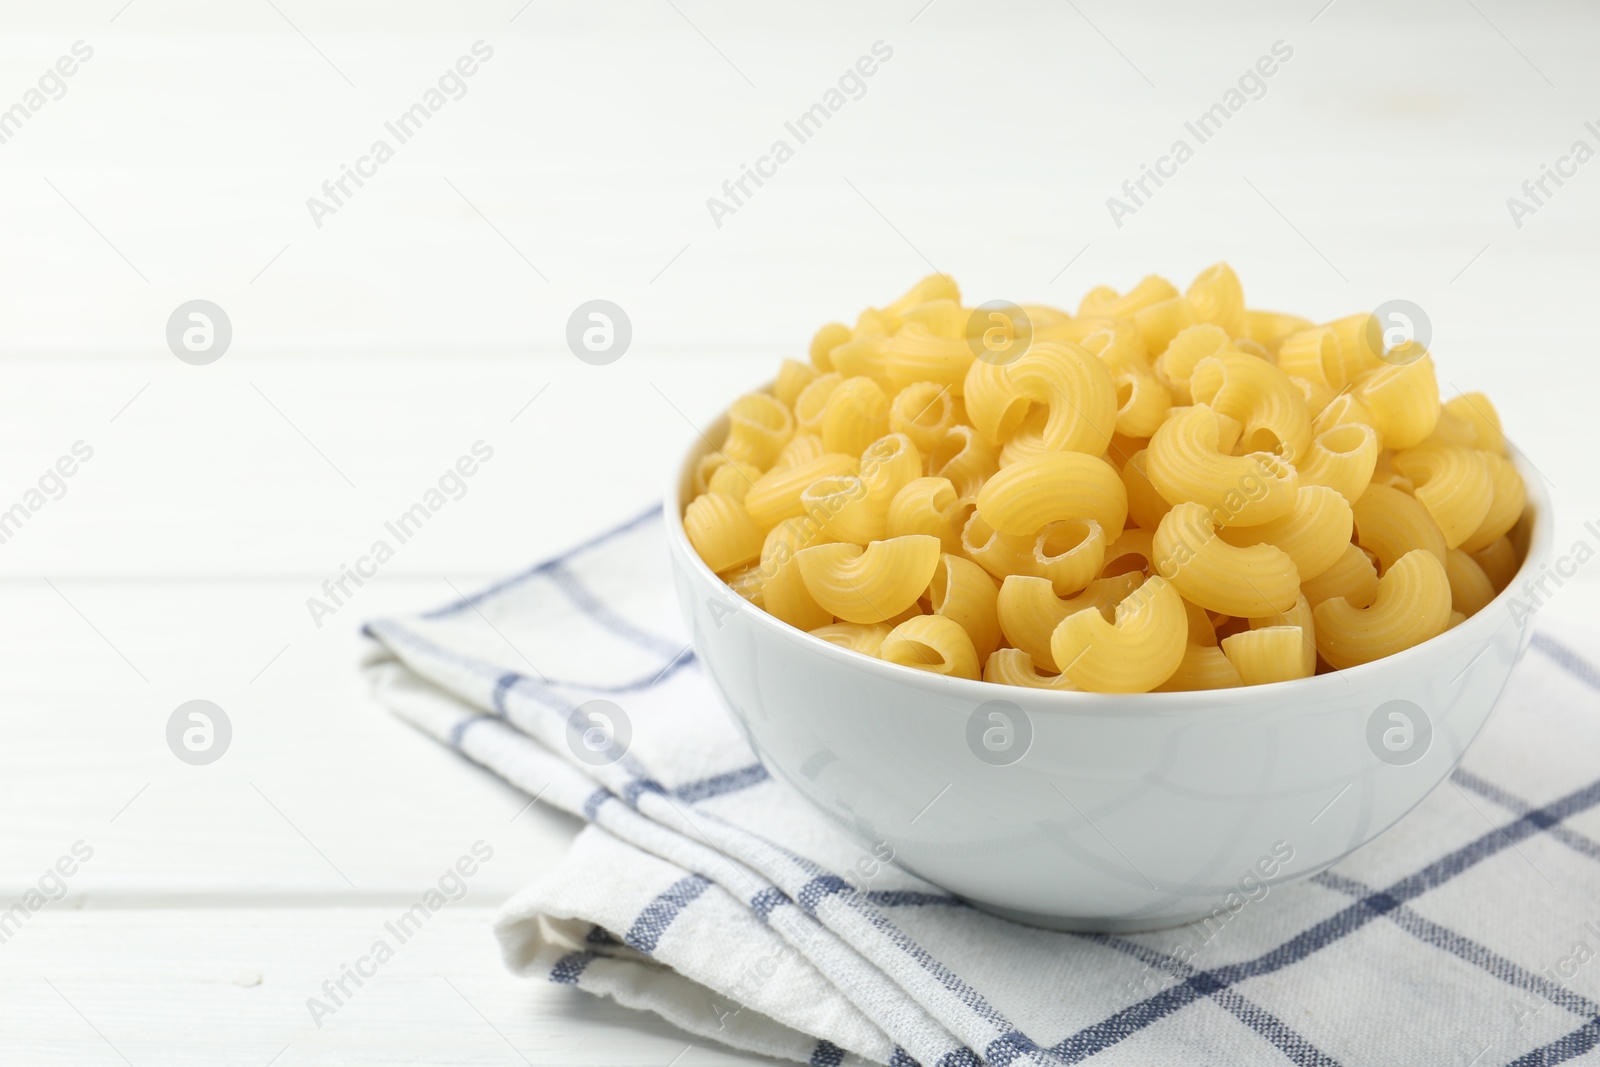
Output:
[[1152, 644, 1242, 691], [1145, 404, 1298, 527], [1471, 536, 1520, 592], [800, 474, 874, 543], [1458, 451, 1526, 554], [1352, 482, 1447, 573], [997, 406, 1049, 467], [774, 358, 819, 409], [1446, 548, 1496, 617], [809, 621, 891, 656], [1311, 391, 1383, 442], [1189, 350, 1312, 462], [1153, 324, 1230, 405], [1186, 262, 1248, 338], [771, 433, 827, 473], [1112, 362, 1173, 438], [1247, 593, 1317, 678], [1351, 353, 1440, 449], [1030, 518, 1108, 595], [1298, 423, 1380, 506], [873, 273, 961, 333], [722, 392, 794, 470], [758, 517, 835, 630], [796, 535, 942, 624], [959, 510, 1037, 582], [962, 357, 1032, 445], [1218, 485, 1354, 581], [1390, 443, 1493, 548], [927, 424, 999, 498], [821, 377, 891, 456], [1004, 341, 1118, 457], [1275, 326, 1343, 389], [983, 648, 1076, 689], [975, 451, 1128, 538], [1153, 502, 1301, 616], [889, 382, 961, 454], [684, 492, 764, 572], [1313, 549, 1451, 669], [1221, 626, 1314, 685], [1102, 526, 1157, 577], [1301, 542, 1379, 609], [829, 334, 893, 390], [1444, 393, 1506, 456], [1245, 309, 1315, 355], [886, 476, 971, 554], [706, 458, 763, 501], [1120, 450, 1173, 532], [794, 373, 842, 434], [722, 563, 764, 605], [996, 572, 1141, 671], [744, 452, 858, 529], [1048, 574, 1186, 693], [1075, 318, 1149, 373], [880, 615, 979, 680], [887, 322, 975, 395], [1290, 375, 1335, 419], [1325, 313, 1385, 383], [929, 553, 1001, 661], [1078, 274, 1179, 319], [809, 322, 852, 371]]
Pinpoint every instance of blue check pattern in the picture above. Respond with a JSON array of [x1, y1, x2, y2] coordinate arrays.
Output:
[[367, 506, 1600, 1067]]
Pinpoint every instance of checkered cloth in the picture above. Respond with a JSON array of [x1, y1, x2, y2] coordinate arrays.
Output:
[[364, 507, 1600, 1066]]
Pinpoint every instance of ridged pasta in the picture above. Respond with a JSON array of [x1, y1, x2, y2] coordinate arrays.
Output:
[[1472, 536, 1520, 592], [796, 535, 942, 624], [1112, 363, 1173, 438], [975, 451, 1128, 538], [1153, 644, 1243, 691], [1189, 350, 1311, 461], [1153, 502, 1301, 616], [1153, 324, 1231, 405], [1245, 310, 1315, 355], [722, 392, 795, 470], [1298, 423, 1380, 506], [759, 517, 835, 630], [929, 553, 1001, 661], [886, 322, 975, 395], [1079, 274, 1178, 319], [1445, 548, 1497, 617], [1390, 443, 1493, 548], [774, 359, 819, 409], [684, 492, 764, 572], [1301, 542, 1380, 609], [1218, 485, 1354, 581], [794, 373, 842, 433], [889, 382, 961, 454], [821, 377, 891, 456], [1145, 404, 1298, 527], [927, 424, 998, 498], [1351, 352, 1440, 450], [880, 615, 979, 679], [809, 621, 891, 656], [886, 476, 971, 554], [771, 433, 826, 472], [1459, 451, 1526, 554], [744, 452, 858, 528], [962, 357, 1032, 445], [1049, 575, 1187, 693], [1121, 450, 1173, 531], [982, 648, 1076, 689], [997, 572, 1142, 670], [810, 322, 852, 371], [1002, 341, 1118, 457], [1313, 549, 1452, 669], [1351, 482, 1447, 573]]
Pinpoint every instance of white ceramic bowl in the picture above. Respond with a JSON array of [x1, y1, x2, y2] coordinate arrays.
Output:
[[665, 426, 1553, 931]]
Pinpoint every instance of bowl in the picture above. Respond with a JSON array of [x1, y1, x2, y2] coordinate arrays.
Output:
[[664, 421, 1554, 932]]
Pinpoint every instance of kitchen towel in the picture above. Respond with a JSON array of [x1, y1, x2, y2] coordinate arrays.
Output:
[[364, 505, 1600, 1067]]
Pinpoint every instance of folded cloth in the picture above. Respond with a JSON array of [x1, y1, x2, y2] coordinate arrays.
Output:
[[364, 506, 1600, 1067]]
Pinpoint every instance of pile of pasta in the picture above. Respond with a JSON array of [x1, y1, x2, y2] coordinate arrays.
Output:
[[683, 265, 1528, 693]]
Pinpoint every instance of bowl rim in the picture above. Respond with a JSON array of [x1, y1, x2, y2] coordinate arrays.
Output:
[[665, 410, 1555, 708]]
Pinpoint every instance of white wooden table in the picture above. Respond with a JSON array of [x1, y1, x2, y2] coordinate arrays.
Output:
[[4, 2, 1598, 1063]]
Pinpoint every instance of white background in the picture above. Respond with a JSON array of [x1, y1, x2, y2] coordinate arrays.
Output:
[[2, 0, 1598, 1063]]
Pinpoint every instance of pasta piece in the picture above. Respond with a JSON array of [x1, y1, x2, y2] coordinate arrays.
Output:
[[1351, 482, 1447, 573], [1078, 274, 1179, 318], [1029, 519, 1108, 596], [1153, 502, 1301, 616], [959, 510, 1038, 582], [1445, 548, 1497, 617], [759, 518, 835, 630], [1301, 542, 1379, 609], [1275, 326, 1343, 389], [1185, 262, 1248, 338], [1145, 404, 1298, 527], [1074, 318, 1149, 373], [796, 535, 942, 624], [1218, 485, 1354, 581], [929, 554, 1001, 661], [1153, 324, 1230, 405], [804, 433, 922, 544], [1390, 443, 1493, 548], [872, 274, 961, 333], [771, 433, 826, 472], [1311, 391, 1383, 442], [1112, 362, 1173, 438], [928, 424, 999, 498], [706, 458, 763, 501], [1221, 626, 1313, 685], [1351, 352, 1440, 449], [1121, 450, 1173, 532], [794, 372, 843, 434], [1102, 526, 1157, 577], [983, 648, 1076, 689], [1003, 341, 1118, 457], [722, 392, 794, 470], [1471, 536, 1520, 592], [1189, 350, 1312, 462], [810, 322, 852, 371], [887, 322, 975, 395], [1445, 393, 1507, 456], [1247, 594, 1317, 678], [774, 358, 819, 409], [1048, 575, 1186, 693], [975, 451, 1128, 538], [1298, 423, 1380, 506], [744, 452, 858, 529], [821, 377, 891, 456], [996, 572, 1142, 670], [886, 476, 971, 554], [1245, 309, 1315, 355], [721, 563, 764, 606], [997, 406, 1049, 467], [1289, 375, 1335, 419], [809, 621, 891, 656], [889, 382, 961, 454], [880, 615, 980, 680], [684, 492, 764, 572], [1313, 549, 1452, 669], [1458, 451, 1526, 554], [829, 334, 893, 390], [1152, 644, 1242, 691], [962, 357, 1032, 445]]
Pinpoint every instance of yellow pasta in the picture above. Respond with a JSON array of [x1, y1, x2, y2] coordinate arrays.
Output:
[[796, 535, 941, 624], [1049, 575, 1187, 693], [1390, 443, 1493, 549], [880, 615, 979, 679], [688, 266, 1529, 692], [1153, 502, 1301, 616], [975, 451, 1127, 538], [1313, 549, 1452, 669], [1218, 485, 1354, 581], [809, 621, 891, 656], [1145, 404, 1298, 527], [928, 554, 1001, 661], [684, 492, 764, 572]]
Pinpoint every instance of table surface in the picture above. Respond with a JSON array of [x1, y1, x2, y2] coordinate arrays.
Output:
[[5, 2, 1600, 1063]]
